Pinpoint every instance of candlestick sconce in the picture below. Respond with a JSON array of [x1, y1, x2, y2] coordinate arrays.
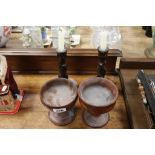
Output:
[[40, 48, 78, 126], [78, 47, 118, 128]]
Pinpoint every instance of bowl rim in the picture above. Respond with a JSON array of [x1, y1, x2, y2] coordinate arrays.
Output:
[[40, 78, 78, 108], [78, 77, 118, 108]]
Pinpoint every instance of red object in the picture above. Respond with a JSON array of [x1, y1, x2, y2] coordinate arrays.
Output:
[[0, 90, 24, 115], [5, 67, 20, 96]]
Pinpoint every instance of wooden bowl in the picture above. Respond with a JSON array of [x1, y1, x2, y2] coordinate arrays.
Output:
[[40, 78, 78, 111], [78, 77, 118, 116]]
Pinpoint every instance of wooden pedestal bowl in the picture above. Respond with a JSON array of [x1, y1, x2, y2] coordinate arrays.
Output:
[[78, 77, 118, 128], [40, 78, 78, 126]]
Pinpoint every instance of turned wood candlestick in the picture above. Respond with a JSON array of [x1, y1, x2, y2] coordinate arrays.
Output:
[[78, 47, 118, 128], [97, 47, 109, 77], [40, 48, 77, 126]]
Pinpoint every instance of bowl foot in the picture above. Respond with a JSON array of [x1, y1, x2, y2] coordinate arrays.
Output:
[[48, 107, 76, 126], [83, 111, 109, 128]]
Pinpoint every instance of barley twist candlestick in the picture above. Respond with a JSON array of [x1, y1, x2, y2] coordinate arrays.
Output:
[[97, 47, 109, 77], [57, 48, 68, 79]]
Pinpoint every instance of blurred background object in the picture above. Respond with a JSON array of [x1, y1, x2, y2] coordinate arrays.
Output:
[[0, 26, 11, 48], [11, 26, 23, 33], [21, 26, 53, 48], [91, 26, 122, 50], [145, 26, 155, 57], [142, 26, 152, 38], [51, 26, 77, 49]]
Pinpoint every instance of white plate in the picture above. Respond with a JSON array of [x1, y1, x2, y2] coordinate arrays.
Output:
[[70, 35, 80, 46]]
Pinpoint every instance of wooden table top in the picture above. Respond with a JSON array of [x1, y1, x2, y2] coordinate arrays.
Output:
[[0, 73, 129, 129]]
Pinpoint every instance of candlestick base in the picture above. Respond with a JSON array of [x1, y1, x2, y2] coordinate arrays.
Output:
[[48, 107, 76, 126], [83, 111, 109, 128]]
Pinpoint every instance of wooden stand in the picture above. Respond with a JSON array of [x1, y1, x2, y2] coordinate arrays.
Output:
[[0, 48, 122, 74], [41, 49, 77, 126]]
